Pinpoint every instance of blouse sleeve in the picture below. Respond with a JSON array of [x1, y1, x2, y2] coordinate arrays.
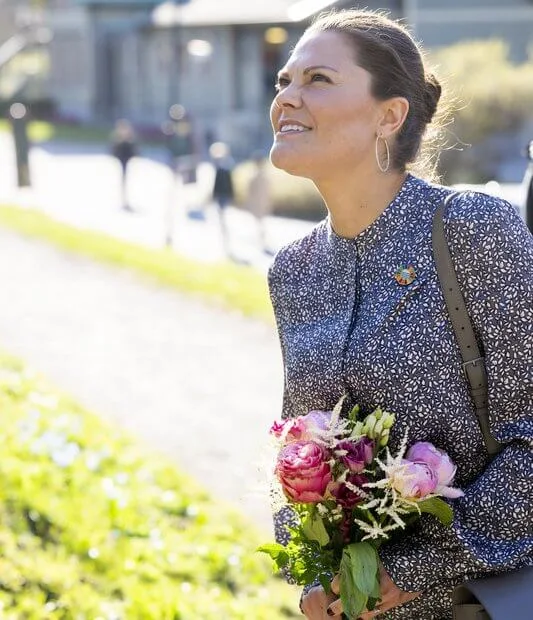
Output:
[[380, 194, 533, 592], [267, 249, 302, 560], [268, 248, 328, 601], [267, 249, 297, 423]]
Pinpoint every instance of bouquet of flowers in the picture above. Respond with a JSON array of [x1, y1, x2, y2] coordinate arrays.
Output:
[[258, 397, 463, 619]]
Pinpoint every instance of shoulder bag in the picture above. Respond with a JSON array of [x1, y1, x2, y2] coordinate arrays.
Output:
[[432, 192, 533, 620]]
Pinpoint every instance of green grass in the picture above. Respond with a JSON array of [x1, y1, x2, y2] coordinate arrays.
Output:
[[0, 119, 167, 147], [0, 119, 114, 144], [0, 205, 273, 322], [0, 352, 299, 618]]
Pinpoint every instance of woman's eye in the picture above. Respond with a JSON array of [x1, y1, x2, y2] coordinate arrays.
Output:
[[275, 77, 290, 90], [310, 73, 330, 83]]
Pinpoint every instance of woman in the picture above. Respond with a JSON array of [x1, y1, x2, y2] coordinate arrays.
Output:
[[267, 10, 532, 620], [245, 152, 273, 252]]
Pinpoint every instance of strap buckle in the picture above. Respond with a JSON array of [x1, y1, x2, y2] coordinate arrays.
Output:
[[462, 357, 486, 383]]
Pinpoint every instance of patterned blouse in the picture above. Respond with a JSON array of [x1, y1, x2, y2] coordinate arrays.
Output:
[[268, 174, 533, 619]]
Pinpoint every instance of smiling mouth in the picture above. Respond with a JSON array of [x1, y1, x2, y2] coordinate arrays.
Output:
[[277, 124, 312, 136]]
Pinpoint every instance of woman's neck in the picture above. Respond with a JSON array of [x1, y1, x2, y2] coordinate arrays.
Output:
[[315, 169, 408, 239]]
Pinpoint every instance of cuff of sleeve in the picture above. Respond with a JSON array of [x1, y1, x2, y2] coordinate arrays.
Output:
[[300, 580, 326, 614]]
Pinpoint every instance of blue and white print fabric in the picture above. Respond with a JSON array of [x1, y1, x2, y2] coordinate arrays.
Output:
[[268, 174, 533, 619]]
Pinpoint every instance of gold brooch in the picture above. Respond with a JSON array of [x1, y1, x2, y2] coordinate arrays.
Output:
[[394, 264, 417, 286]]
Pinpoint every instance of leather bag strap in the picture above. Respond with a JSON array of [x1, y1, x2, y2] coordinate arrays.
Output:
[[432, 193, 503, 457]]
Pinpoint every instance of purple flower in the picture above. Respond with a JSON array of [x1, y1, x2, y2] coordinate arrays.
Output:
[[335, 437, 374, 473], [391, 459, 438, 500], [275, 441, 332, 504], [406, 442, 464, 499], [304, 410, 331, 432], [331, 473, 368, 509]]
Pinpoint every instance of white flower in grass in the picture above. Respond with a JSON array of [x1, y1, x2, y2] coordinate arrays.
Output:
[[30, 430, 66, 455], [161, 490, 176, 503], [85, 450, 103, 472], [18, 413, 40, 442], [114, 472, 129, 485], [227, 554, 241, 566], [150, 528, 164, 550], [52, 441, 80, 467], [102, 477, 120, 499]]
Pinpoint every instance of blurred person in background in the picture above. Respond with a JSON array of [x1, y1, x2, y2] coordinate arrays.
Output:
[[245, 152, 273, 253], [110, 119, 138, 212], [267, 8, 532, 620], [210, 141, 235, 255], [164, 104, 198, 185]]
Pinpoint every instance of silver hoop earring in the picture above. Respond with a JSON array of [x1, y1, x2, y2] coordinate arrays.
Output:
[[375, 135, 390, 173]]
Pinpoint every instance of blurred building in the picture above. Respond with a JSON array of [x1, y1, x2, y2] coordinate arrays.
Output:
[[0, 0, 52, 108], [2, 0, 533, 158]]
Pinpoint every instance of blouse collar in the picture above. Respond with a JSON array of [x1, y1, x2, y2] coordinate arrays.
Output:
[[326, 174, 425, 257]]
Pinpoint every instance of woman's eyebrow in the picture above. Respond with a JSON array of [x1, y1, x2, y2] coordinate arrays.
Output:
[[277, 64, 339, 78], [303, 64, 339, 74]]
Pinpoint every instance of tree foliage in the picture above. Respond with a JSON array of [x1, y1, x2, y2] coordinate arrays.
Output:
[[430, 39, 533, 182]]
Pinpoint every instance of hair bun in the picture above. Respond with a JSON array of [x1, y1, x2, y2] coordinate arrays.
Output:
[[423, 73, 442, 124]]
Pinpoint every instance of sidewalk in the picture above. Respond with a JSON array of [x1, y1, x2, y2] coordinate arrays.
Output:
[[0, 228, 282, 532], [0, 133, 316, 271]]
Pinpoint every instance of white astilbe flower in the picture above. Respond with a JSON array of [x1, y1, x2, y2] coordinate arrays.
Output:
[[330, 393, 346, 427], [311, 418, 352, 448], [344, 477, 371, 500], [317, 503, 329, 517], [354, 429, 427, 539], [309, 393, 353, 448], [352, 515, 405, 541]]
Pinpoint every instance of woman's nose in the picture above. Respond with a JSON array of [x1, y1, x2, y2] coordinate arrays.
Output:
[[274, 82, 302, 109]]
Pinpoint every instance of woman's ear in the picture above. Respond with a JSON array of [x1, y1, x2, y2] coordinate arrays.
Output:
[[377, 97, 409, 138]]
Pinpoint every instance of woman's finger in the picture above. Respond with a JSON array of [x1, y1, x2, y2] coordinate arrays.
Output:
[[330, 574, 340, 595], [326, 597, 343, 617], [358, 604, 384, 619]]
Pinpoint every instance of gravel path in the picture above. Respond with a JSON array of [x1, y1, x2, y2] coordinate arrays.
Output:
[[0, 229, 283, 533]]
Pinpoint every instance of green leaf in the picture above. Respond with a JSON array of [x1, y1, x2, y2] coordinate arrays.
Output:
[[301, 512, 330, 546], [346, 542, 380, 595], [319, 573, 331, 593], [339, 542, 380, 619], [256, 543, 289, 568], [417, 497, 454, 526]]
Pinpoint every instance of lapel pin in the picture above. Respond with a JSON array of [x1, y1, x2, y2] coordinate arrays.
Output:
[[394, 264, 417, 286]]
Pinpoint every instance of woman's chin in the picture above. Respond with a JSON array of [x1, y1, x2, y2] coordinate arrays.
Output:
[[270, 144, 310, 178]]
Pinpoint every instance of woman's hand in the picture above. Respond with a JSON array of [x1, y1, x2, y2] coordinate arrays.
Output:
[[300, 575, 343, 619], [316, 564, 421, 619]]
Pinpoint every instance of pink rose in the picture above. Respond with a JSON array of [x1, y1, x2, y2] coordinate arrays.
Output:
[[390, 459, 438, 500], [275, 440, 332, 503], [269, 420, 288, 438], [269, 418, 306, 441], [335, 437, 374, 473], [406, 442, 464, 499], [270, 410, 332, 443], [331, 473, 368, 509]]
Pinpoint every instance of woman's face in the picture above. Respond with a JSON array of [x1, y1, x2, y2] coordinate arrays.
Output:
[[270, 30, 383, 181]]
